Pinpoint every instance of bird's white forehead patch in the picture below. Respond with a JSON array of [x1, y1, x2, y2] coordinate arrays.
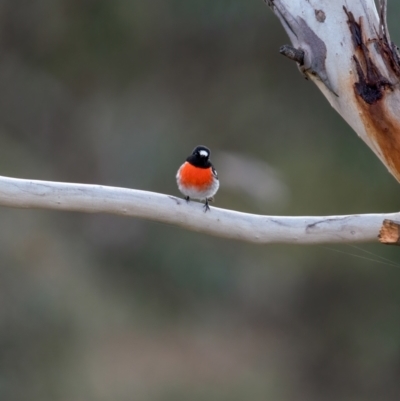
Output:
[[199, 150, 209, 157]]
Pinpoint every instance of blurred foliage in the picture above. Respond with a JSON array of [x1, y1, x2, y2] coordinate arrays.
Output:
[[0, 1, 400, 400]]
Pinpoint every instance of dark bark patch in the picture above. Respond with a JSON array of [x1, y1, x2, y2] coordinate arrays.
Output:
[[344, 7, 393, 105], [297, 17, 337, 95], [353, 56, 391, 104], [344, 8, 363, 48], [314, 9, 326, 23]]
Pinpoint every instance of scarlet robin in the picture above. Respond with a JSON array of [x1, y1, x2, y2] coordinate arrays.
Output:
[[176, 145, 219, 212]]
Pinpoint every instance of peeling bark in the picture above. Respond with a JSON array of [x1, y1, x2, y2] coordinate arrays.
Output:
[[266, 0, 400, 181]]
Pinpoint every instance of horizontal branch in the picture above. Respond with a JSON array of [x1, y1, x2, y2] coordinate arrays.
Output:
[[0, 175, 397, 244]]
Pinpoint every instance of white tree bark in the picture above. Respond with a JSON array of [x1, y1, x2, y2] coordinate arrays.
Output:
[[267, 0, 400, 180], [0, 175, 397, 244]]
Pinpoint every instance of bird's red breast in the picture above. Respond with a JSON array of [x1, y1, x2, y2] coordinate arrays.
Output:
[[178, 162, 214, 190]]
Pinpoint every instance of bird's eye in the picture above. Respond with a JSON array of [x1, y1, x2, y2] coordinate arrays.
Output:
[[199, 150, 208, 158]]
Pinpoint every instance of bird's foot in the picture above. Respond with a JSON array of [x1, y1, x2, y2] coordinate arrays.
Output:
[[203, 198, 211, 213]]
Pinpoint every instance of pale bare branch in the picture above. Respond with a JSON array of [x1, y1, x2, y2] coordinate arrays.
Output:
[[0, 175, 397, 244]]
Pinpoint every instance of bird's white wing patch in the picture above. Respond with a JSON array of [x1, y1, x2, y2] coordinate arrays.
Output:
[[212, 167, 218, 179]]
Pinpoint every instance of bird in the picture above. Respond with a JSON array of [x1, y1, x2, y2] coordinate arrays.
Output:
[[176, 145, 219, 212]]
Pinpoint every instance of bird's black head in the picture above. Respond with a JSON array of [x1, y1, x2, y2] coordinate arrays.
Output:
[[186, 145, 212, 168], [192, 145, 210, 159]]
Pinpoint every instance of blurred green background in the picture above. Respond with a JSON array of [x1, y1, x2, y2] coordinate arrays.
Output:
[[0, 1, 400, 400]]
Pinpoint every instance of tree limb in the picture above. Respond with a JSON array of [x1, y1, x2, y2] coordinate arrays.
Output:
[[0, 175, 397, 244], [267, 0, 400, 181]]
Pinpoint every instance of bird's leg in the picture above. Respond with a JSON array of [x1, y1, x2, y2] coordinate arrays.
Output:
[[185, 196, 190, 203], [203, 198, 210, 212]]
